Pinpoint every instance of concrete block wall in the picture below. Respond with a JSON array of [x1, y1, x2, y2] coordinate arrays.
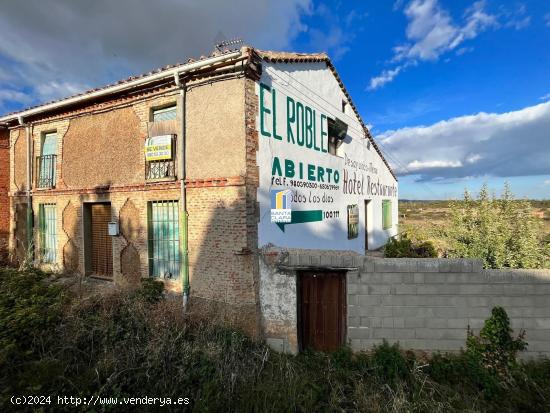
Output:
[[348, 258, 550, 359]]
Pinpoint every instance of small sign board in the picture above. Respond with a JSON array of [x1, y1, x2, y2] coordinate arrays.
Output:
[[271, 189, 292, 223], [347, 204, 359, 239], [145, 135, 173, 161]]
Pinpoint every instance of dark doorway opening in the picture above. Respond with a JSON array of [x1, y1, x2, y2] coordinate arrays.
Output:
[[84, 202, 113, 278], [364, 200, 371, 252], [298, 271, 346, 352]]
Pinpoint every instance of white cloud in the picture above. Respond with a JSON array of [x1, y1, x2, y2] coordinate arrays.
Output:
[[35, 81, 89, 102], [368, 67, 402, 90], [0, 90, 33, 109], [544, 180, 550, 186], [0, 0, 311, 109], [369, 0, 514, 90], [540, 93, 550, 101], [545, 13, 550, 27], [396, 0, 496, 62], [407, 159, 462, 171], [501, 3, 531, 30], [376, 101, 550, 181]]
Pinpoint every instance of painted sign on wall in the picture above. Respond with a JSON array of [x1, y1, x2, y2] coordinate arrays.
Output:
[[257, 62, 398, 252]]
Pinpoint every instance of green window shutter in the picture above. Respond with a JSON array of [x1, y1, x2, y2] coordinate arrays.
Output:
[[382, 200, 392, 230], [39, 204, 57, 263], [148, 200, 180, 279], [152, 105, 177, 122]]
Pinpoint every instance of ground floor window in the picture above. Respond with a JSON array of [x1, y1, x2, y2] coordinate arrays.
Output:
[[382, 200, 392, 230], [147, 200, 180, 279], [38, 203, 57, 263]]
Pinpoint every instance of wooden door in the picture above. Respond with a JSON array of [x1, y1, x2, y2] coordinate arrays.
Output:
[[91, 203, 113, 277], [299, 271, 346, 352]]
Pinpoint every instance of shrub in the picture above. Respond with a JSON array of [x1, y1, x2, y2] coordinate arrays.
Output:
[[370, 340, 411, 384], [133, 278, 165, 303], [465, 306, 527, 378], [384, 235, 437, 258], [446, 183, 546, 268]]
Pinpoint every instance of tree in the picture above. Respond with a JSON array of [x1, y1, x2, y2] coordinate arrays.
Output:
[[446, 183, 546, 269]]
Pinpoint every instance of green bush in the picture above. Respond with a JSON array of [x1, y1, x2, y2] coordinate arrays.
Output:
[[133, 277, 165, 303], [1, 268, 549, 412], [370, 340, 411, 384], [384, 235, 437, 258], [466, 306, 527, 378], [446, 183, 547, 268]]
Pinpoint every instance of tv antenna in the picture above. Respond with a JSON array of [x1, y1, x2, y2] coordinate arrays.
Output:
[[214, 38, 244, 53]]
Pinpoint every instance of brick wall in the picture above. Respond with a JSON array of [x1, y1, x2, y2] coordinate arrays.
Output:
[[0, 128, 8, 260]]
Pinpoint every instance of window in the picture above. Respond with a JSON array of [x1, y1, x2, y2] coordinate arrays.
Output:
[[148, 200, 180, 279], [152, 105, 177, 122], [144, 135, 176, 180], [327, 117, 347, 156], [37, 132, 57, 188], [39, 203, 57, 263], [382, 200, 392, 230], [341, 99, 347, 113]]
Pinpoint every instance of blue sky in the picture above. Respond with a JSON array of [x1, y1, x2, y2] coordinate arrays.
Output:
[[0, 0, 549, 199]]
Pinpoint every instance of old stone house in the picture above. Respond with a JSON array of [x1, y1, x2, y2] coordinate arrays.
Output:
[[0, 46, 398, 353]]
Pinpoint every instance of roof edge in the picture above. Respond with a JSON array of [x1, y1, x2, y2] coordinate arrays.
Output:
[[253, 48, 397, 181]]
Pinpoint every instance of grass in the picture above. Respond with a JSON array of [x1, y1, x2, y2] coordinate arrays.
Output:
[[1, 266, 549, 412]]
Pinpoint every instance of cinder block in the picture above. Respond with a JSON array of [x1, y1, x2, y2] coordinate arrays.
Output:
[[369, 317, 382, 328], [375, 259, 418, 273], [394, 285, 417, 294], [416, 260, 440, 272], [393, 328, 416, 339], [358, 295, 382, 306], [413, 273, 424, 283], [361, 306, 393, 317], [439, 259, 472, 273], [404, 318, 425, 328], [320, 254, 332, 267], [382, 317, 394, 328], [348, 283, 358, 294], [350, 339, 362, 352], [372, 328, 395, 339], [368, 284, 392, 295], [348, 316, 360, 327], [348, 326, 371, 339], [362, 259, 375, 273], [347, 271, 360, 284], [310, 255, 320, 267]]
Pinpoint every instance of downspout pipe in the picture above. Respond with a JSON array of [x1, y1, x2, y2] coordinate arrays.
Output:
[[19, 116, 33, 258], [175, 73, 190, 308]]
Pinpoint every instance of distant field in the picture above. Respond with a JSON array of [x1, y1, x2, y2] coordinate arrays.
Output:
[[398, 199, 550, 235]]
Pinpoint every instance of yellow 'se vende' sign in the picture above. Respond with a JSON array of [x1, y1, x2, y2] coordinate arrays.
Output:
[[145, 135, 172, 161]]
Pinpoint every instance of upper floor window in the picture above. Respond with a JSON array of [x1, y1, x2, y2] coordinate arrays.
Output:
[[37, 131, 57, 188], [152, 105, 177, 122], [327, 118, 347, 156]]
